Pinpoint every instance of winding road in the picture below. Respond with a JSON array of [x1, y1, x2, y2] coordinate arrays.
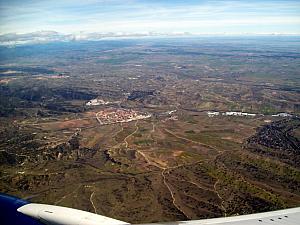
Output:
[[90, 191, 98, 214]]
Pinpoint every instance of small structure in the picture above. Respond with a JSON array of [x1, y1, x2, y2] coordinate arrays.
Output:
[[207, 111, 220, 117], [271, 113, 293, 117], [86, 99, 120, 106], [222, 112, 256, 117]]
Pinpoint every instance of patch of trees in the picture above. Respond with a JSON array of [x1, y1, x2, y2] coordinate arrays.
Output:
[[245, 118, 300, 167], [127, 90, 155, 101]]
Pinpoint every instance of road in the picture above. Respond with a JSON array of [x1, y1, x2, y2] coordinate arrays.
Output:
[[107, 119, 229, 218], [164, 128, 219, 151], [123, 120, 139, 148], [90, 191, 98, 214]]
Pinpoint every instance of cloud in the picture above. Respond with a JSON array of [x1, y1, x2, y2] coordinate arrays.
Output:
[[0, 30, 193, 46]]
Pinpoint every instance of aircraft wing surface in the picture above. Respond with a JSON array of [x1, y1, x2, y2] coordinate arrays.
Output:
[[141, 207, 300, 225], [1, 193, 300, 225]]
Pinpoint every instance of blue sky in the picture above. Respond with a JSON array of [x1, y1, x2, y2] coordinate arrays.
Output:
[[0, 0, 299, 34]]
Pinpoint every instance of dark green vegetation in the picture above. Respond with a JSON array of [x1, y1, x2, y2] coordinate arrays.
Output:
[[0, 36, 300, 223]]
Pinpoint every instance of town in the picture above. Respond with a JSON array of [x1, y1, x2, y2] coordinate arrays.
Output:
[[96, 108, 151, 125]]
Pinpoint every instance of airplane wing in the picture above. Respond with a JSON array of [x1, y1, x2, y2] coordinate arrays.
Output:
[[0, 193, 129, 225], [1, 193, 300, 225], [141, 207, 300, 225]]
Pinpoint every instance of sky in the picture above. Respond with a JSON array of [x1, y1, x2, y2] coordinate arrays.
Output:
[[0, 0, 300, 35]]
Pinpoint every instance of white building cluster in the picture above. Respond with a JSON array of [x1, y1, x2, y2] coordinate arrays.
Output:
[[207, 111, 256, 117], [224, 112, 256, 117], [86, 99, 119, 106], [207, 111, 220, 117], [207, 111, 294, 118], [271, 113, 293, 117]]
